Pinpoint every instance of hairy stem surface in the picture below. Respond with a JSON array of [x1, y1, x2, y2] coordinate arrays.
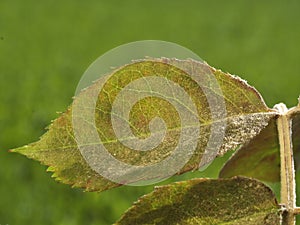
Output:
[[275, 103, 296, 225]]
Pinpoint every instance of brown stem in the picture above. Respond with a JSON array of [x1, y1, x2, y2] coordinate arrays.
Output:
[[293, 207, 300, 215], [275, 103, 296, 225]]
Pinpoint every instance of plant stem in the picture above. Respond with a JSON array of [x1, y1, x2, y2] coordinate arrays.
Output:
[[293, 207, 300, 215], [275, 103, 296, 225]]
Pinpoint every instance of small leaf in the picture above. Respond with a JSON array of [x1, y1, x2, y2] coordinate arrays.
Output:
[[219, 118, 280, 182], [11, 59, 277, 192], [115, 177, 280, 225], [220, 103, 300, 182]]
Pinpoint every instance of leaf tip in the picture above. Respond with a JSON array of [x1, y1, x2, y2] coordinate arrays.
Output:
[[9, 145, 29, 154]]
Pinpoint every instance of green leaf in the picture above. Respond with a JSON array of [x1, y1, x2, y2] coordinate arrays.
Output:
[[11, 59, 277, 192], [115, 177, 280, 225]]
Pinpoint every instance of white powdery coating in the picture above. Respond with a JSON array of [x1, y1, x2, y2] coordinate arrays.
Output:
[[219, 112, 276, 155]]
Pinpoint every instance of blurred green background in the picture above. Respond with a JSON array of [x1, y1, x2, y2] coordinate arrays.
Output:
[[1, 0, 300, 224]]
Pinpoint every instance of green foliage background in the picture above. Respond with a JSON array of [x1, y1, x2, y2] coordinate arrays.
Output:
[[1, 1, 300, 224]]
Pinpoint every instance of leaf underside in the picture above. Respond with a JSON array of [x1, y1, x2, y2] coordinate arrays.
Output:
[[11, 58, 276, 192], [115, 177, 280, 225]]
